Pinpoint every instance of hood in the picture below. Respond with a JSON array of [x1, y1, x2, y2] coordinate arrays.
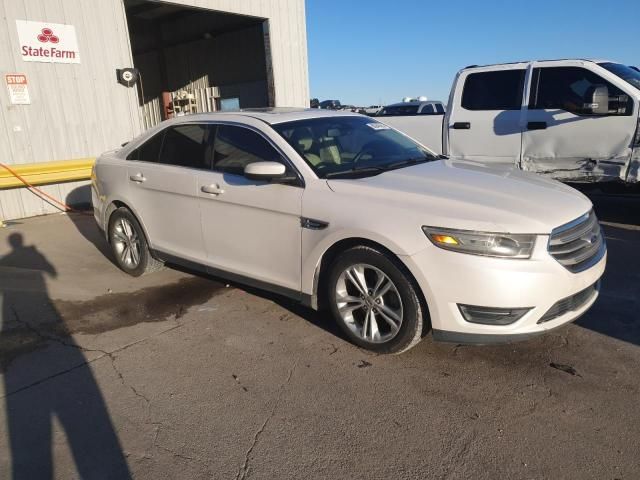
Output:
[[327, 159, 593, 234]]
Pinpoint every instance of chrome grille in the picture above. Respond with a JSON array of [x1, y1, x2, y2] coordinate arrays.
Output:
[[548, 210, 605, 273]]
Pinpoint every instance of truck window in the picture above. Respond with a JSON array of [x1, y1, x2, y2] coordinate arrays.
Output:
[[420, 104, 435, 114], [461, 70, 525, 110], [529, 67, 632, 116], [597, 62, 640, 91], [379, 105, 420, 116]]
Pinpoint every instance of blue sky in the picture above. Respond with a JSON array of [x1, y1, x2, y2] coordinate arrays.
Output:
[[305, 0, 639, 106]]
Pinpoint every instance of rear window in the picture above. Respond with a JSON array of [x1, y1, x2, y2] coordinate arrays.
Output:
[[461, 70, 525, 110], [126, 131, 164, 162], [378, 105, 420, 116], [159, 124, 214, 169]]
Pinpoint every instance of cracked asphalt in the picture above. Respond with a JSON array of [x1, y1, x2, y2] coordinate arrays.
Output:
[[0, 191, 639, 479]]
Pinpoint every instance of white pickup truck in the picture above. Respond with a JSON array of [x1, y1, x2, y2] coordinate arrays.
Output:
[[381, 59, 640, 183]]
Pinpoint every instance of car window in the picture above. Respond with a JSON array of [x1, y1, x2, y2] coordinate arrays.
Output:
[[435, 104, 445, 113], [378, 105, 420, 116], [213, 125, 281, 175], [420, 104, 435, 114], [461, 70, 525, 110], [529, 67, 632, 116], [126, 131, 165, 162], [159, 124, 215, 169]]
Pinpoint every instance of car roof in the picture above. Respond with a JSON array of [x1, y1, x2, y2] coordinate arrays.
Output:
[[163, 108, 361, 126]]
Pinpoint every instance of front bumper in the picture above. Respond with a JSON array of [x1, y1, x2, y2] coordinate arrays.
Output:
[[401, 235, 606, 344]]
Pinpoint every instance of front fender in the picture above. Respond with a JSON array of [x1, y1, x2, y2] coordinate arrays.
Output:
[[300, 227, 416, 298]]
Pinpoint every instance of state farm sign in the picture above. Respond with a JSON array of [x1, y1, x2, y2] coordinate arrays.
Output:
[[16, 20, 81, 64]]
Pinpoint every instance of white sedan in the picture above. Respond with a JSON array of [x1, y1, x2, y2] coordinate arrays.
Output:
[[92, 109, 606, 353]]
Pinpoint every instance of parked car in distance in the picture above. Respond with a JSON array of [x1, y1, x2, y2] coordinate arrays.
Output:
[[320, 99, 342, 110], [381, 59, 640, 184], [377, 100, 446, 116], [93, 109, 606, 354], [362, 105, 383, 115]]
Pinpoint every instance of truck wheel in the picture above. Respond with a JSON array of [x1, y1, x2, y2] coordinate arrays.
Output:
[[327, 246, 425, 354], [108, 207, 163, 277]]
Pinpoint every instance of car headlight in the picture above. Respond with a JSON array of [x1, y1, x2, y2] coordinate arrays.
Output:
[[422, 226, 536, 259]]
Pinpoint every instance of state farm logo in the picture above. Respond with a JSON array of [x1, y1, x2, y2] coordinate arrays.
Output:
[[37, 28, 59, 44], [16, 20, 81, 64]]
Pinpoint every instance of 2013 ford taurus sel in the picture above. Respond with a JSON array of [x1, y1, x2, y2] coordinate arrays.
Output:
[[92, 109, 606, 354]]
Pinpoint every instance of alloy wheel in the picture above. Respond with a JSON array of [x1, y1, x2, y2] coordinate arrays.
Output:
[[112, 218, 141, 268], [335, 263, 403, 343]]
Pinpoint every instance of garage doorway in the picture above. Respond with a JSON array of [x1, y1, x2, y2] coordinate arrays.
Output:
[[124, 0, 275, 129]]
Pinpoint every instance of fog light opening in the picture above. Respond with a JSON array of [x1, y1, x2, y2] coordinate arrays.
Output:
[[458, 305, 532, 325]]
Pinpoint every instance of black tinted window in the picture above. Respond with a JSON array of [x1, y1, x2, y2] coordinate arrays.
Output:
[[126, 131, 164, 162], [597, 62, 640, 91], [462, 70, 525, 110], [378, 105, 420, 116], [213, 125, 281, 175], [435, 104, 445, 113], [420, 104, 435, 114], [159, 124, 214, 169], [530, 67, 632, 115]]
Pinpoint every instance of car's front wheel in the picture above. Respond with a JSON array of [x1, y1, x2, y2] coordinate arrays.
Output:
[[108, 207, 163, 277], [327, 246, 426, 354]]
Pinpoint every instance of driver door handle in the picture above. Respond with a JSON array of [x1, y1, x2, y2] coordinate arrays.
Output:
[[452, 122, 471, 130], [201, 184, 225, 195], [129, 173, 146, 183]]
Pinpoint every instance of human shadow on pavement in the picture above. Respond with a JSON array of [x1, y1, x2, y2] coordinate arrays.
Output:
[[0, 233, 131, 479]]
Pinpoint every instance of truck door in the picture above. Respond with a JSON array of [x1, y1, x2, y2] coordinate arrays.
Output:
[[446, 68, 526, 164], [522, 64, 637, 182]]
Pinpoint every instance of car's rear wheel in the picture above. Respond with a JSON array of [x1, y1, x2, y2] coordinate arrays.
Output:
[[108, 207, 163, 276], [327, 246, 425, 354]]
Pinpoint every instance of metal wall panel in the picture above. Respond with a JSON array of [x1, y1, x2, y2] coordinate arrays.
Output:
[[0, 0, 309, 221]]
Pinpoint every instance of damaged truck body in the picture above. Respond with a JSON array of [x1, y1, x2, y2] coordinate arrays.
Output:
[[382, 59, 640, 183]]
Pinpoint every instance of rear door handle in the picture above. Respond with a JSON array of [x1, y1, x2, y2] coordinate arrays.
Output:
[[452, 122, 471, 129], [527, 121, 547, 130], [201, 184, 225, 195], [129, 173, 146, 183]]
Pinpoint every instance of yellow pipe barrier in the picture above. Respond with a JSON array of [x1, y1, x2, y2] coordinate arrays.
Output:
[[0, 158, 96, 189]]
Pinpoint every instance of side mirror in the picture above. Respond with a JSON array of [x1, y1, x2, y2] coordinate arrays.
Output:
[[244, 161, 287, 181], [584, 84, 609, 115]]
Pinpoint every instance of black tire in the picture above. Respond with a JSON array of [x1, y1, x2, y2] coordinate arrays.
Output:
[[108, 207, 163, 277], [327, 245, 426, 354]]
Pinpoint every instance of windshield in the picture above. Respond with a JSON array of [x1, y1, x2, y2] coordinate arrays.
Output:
[[273, 116, 437, 179], [598, 62, 640, 90]]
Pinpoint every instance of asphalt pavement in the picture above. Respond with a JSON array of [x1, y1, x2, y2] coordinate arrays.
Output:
[[0, 192, 638, 479]]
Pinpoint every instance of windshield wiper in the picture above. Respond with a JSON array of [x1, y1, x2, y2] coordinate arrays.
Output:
[[323, 165, 386, 179], [384, 157, 434, 170]]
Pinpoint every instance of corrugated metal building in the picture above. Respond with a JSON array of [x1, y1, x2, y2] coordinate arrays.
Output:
[[0, 0, 309, 221]]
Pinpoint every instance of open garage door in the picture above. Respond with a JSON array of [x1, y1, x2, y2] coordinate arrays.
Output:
[[124, 0, 275, 129]]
